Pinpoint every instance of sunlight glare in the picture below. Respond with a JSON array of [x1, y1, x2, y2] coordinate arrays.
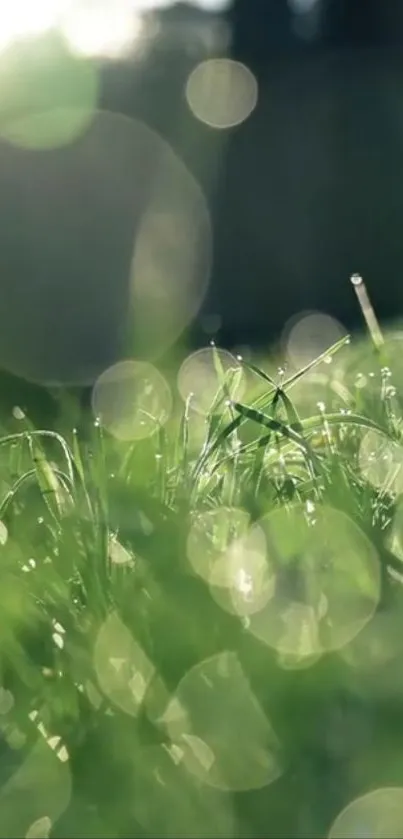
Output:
[[0, 0, 63, 50], [61, 0, 144, 59]]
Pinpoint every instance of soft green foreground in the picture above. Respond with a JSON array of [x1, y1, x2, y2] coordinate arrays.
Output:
[[2, 332, 403, 837]]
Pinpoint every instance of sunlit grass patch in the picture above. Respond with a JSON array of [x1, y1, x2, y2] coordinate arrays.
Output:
[[1, 295, 403, 835]]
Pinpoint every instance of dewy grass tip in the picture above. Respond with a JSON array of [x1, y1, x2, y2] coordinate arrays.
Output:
[[351, 273, 384, 350]]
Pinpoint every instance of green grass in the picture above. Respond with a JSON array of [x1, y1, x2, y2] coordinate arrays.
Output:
[[2, 328, 403, 837]]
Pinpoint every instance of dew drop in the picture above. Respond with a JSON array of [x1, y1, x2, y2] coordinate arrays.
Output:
[[52, 633, 64, 650], [25, 815, 52, 839], [12, 406, 25, 420], [0, 521, 8, 546]]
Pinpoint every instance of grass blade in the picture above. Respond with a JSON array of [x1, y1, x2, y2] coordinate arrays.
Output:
[[300, 411, 393, 438], [232, 401, 320, 464]]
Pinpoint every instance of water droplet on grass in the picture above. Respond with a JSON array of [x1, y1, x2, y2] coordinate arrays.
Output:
[[0, 521, 8, 546], [53, 633, 64, 650], [26, 816, 52, 839], [12, 406, 25, 420]]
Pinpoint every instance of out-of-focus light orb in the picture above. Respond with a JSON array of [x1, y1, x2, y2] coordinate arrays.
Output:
[[342, 606, 403, 680], [92, 360, 171, 441], [187, 506, 274, 615], [359, 430, 403, 496], [94, 611, 155, 716], [161, 652, 283, 791], [329, 787, 403, 838], [61, 0, 143, 60], [186, 58, 258, 129], [210, 528, 275, 617], [247, 504, 380, 665], [187, 506, 251, 581], [0, 112, 210, 385], [0, 33, 98, 148], [0, 737, 71, 838], [387, 495, 403, 565], [284, 311, 347, 370], [129, 134, 212, 360], [177, 347, 244, 416], [132, 745, 236, 838]]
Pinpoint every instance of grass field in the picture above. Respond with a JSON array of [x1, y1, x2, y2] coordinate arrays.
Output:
[[1, 307, 403, 837]]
